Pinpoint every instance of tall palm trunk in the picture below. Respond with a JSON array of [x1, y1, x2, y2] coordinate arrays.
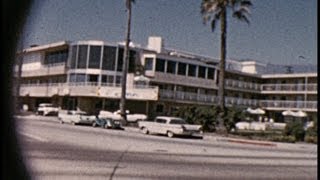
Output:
[[120, 0, 132, 123], [217, 7, 227, 133]]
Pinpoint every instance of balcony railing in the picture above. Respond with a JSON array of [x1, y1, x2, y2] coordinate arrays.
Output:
[[259, 100, 317, 110], [225, 79, 260, 91], [261, 83, 317, 92], [20, 82, 157, 89], [159, 90, 258, 106]]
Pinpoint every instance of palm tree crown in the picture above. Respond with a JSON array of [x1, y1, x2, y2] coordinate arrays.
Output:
[[201, 0, 252, 32]]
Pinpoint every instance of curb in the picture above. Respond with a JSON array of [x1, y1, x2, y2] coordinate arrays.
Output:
[[217, 138, 277, 147]]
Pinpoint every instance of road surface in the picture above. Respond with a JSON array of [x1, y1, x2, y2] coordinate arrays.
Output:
[[15, 116, 317, 180]]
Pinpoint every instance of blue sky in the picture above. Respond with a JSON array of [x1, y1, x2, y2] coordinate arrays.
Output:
[[22, 0, 317, 65]]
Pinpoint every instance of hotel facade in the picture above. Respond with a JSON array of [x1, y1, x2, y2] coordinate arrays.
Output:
[[14, 37, 317, 123]]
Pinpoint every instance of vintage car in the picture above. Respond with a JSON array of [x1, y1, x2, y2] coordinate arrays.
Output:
[[138, 116, 203, 138], [36, 103, 59, 116], [58, 110, 96, 125], [98, 110, 147, 123], [92, 118, 124, 130]]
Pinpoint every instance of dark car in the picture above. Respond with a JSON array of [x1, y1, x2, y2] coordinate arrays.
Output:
[[92, 117, 123, 130]]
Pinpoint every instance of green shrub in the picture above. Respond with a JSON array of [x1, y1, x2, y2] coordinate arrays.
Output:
[[284, 120, 305, 141], [271, 135, 296, 143], [173, 105, 218, 132]]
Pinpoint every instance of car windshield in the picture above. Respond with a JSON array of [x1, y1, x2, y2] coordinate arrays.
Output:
[[169, 119, 187, 124]]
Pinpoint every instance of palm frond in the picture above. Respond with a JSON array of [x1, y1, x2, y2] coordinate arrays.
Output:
[[211, 19, 217, 32], [232, 11, 250, 24], [240, 0, 252, 7]]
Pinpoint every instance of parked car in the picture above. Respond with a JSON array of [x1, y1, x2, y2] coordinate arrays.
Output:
[[58, 110, 95, 125], [138, 116, 203, 138], [92, 118, 124, 130], [98, 110, 147, 123], [36, 103, 59, 116]]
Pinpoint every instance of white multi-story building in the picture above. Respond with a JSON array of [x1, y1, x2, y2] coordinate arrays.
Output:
[[14, 37, 317, 122]]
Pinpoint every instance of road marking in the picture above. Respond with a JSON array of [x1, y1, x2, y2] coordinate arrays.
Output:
[[19, 132, 48, 142]]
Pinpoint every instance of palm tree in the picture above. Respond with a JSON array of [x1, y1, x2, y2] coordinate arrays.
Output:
[[120, 0, 135, 124], [201, 0, 252, 133]]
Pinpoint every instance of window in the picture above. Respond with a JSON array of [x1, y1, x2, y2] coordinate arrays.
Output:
[[77, 45, 88, 68], [207, 68, 215, 79], [128, 50, 136, 73], [145, 58, 153, 70], [102, 46, 116, 70], [155, 58, 165, 72], [166, 60, 176, 74], [198, 66, 206, 78], [69, 73, 86, 82], [169, 119, 186, 124], [117, 48, 124, 71], [88, 46, 101, 69], [44, 49, 68, 65], [70, 46, 77, 68], [188, 64, 196, 77], [155, 118, 166, 123], [178, 62, 186, 75], [88, 75, 98, 82], [116, 76, 122, 84]]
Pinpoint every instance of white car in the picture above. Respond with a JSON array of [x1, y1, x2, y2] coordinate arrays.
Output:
[[98, 110, 147, 123], [138, 116, 203, 138], [58, 110, 96, 125], [36, 103, 59, 116]]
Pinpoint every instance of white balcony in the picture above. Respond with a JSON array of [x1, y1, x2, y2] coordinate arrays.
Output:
[[159, 90, 258, 106], [225, 79, 260, 91], [259, 100, 317, 112], [261, 83, 317, 94], [16, 63, 67, 77], [18, 82, 159, 101]]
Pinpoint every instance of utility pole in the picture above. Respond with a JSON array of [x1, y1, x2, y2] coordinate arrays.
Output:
[[120, 0, 133, 124]]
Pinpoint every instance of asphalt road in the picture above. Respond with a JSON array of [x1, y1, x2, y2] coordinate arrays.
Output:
[[15, 116, 317, 180]]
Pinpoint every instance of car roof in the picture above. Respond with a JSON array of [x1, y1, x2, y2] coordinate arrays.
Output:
[[156, 116, 184, 120]]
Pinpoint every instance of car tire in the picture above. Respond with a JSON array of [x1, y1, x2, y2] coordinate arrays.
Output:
[[141, 127, 149, 134], [167, 131, 174, 138]]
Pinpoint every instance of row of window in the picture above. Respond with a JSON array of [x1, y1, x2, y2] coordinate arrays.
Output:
[[69, 73, 122, 84], [146, 58, 217, 79], [44, 49, 68, 64], [69, 45, 136, 72]]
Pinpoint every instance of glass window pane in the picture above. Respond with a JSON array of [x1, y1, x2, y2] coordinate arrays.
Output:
[[70, 46, 77, 68], [102, 46, 116, 70], [88, 46, 101, 69], [166, 60, 176, 74], [128, 50, 136, 73], [77, 45, 88, 68], [155, 58, 165, 72], [145, 58, 153, 70], [208, 68, 215, 79], [198, 66, 206, 78], [188, 64, 196, 77], [117, 48, 124, 71], [178, 62, 186, 75]]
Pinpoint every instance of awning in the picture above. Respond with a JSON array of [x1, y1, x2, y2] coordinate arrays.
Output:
[[134, 75, 150, 82], [247, 107, 265, 115], [282, 110, 307, 117], [282, 110, 295, 116]]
